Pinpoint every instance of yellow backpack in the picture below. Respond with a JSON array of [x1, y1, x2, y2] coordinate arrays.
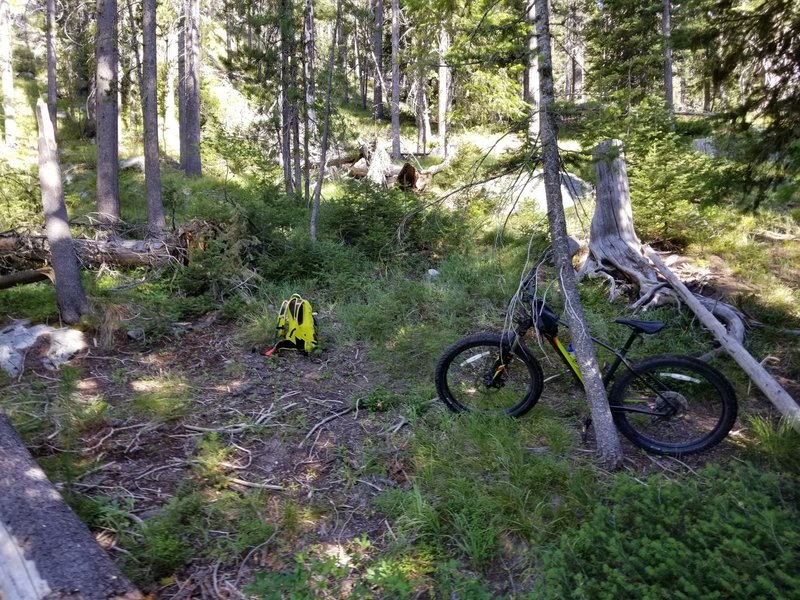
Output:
[[265, 294, 318, 356]]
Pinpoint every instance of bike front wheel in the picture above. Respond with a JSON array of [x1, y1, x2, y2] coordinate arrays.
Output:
[[609, 355, 738, 456], [434, 333, 544, 417]]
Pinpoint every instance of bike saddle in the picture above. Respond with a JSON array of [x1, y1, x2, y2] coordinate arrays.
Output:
[[615, 318, 665, 335]]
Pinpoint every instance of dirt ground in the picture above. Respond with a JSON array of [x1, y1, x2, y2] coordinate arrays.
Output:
[[4, 305, 793, 598]]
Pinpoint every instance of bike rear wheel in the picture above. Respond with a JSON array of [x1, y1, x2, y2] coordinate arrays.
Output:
[[434, 333, 544, 417], [609, 355, 737, 456]]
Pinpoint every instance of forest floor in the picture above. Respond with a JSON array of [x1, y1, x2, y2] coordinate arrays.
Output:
[[4, 298, 780, 596]]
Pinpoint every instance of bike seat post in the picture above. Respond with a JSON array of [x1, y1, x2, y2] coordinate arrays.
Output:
[[602, 329, 641, 386]]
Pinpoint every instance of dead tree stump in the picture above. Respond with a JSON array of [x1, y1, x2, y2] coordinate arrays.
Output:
[[580, 138, 745, 341]]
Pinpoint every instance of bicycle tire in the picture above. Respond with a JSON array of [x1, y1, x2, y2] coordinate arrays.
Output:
[[609, 355, 738, 456], [434, 333, 544, 417]]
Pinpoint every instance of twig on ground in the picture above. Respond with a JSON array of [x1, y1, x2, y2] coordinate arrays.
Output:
[[300, 406, 355, 447], [228, 477, 284, 491]]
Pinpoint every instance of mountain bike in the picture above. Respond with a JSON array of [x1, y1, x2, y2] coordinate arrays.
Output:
[[434, 264, 738, 457]]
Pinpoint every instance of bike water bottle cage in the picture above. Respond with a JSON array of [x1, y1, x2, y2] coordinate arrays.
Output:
[[614, 318, 665, 335], [533, 299, 560, 336]]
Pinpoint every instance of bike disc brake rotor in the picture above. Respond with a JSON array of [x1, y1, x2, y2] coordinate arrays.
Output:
[[655, 390, 689, 416]]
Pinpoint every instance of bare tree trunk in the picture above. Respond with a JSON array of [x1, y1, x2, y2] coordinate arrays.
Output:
[[354, 20, 366, 109], [372, 0, 384, 119], [662, 0, 674, 124], [35, 99, 89, 324], [564, 2, 584, 101], [141, 0, 164, 237], [389, 0, 400, 159], [339, 17, 349, 104], [96, 0, 120, 230], [311, 0, 342, 241], [0, 0, 14, 148], [302, 0, 317, 203], [183, 0, 202, 176], [647, 249, 800, 430], [535, 0, 622, 470], [178, 3, 187, 168], [46, 0, 57, 136], [437, 26, 449, 154], [279, 0, 293, 194], [525, 1, 539, 140], [163, 30, 179, 154]]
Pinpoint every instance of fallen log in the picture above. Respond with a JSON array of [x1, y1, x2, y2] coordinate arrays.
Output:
[[0, 267, 54, 290], [0, 414, 143, 600], [0, 233, 183, 270], [647, 248, 800, 430]]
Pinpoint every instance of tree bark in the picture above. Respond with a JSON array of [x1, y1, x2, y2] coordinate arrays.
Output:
[[437, 26, 449, 155], [525, 1, 540, 140], [662, 0, 674, 124], [564, 1, 584, 101], [584, 140, 662, 299], [647, 249, 800, 430], [389, 0, 400, 159], [96, 0, 120, 230], [0, 0, 15, 148], [46, 0, 57, 136], [0, 232, 181, 269], [183, 0, 202, 176], [178, 2, 187, 168], [0, 414, 143, 600], [372, 0, 385, 119], [0, 267, 54, 290], [302, 0, 317, 203], [311, 0, 342, 241], [163, 29, 179, 154], [141, 0, 165, 237], [35, 99, 89, 325], [535, 0, 623, 470], [279, 0, 293, 194]]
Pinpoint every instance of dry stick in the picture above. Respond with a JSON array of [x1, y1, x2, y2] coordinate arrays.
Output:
[[300, 406, 355, 447], [647, 247, 800, 430]]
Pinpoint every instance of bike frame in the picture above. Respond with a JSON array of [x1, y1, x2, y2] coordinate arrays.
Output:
[[509, 301, 679, 418]]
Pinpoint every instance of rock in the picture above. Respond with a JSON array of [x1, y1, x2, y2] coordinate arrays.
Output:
[[692, 138, 717, 157], [119, 156, 146, 171], [426, 269, 440, 280], [0, 320, 87, 377], [127, 328, 145, 340], [479, 169, 592, 213]]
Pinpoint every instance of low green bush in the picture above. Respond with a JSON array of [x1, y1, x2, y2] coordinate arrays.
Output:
[[537, 462, 800, 599]]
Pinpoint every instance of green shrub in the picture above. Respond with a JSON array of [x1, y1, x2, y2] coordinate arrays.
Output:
[[537, 462, 800, 599]]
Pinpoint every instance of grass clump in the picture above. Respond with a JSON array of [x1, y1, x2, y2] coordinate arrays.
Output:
[[537, 462, 800, 600]]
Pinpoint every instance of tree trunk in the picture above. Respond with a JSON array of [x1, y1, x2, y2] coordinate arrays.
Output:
[[354, 19, 367, 109], [0, 232, 181, 269], [437, 26, 449, 154], [584, 139, 662, 299], [46, 0, 57, 136], [535, 0, 623, 470], [141, 0, 165, 237], [311, 0, 342, 240], [372, 0, 384, 119], [183, 0, 202, 176], [0, 0, 15, 148], [389, 0, 400, 159], [163, 30, 179, 154], [178, 3, 187, 168], [302, 0, 317, 203], [96, 0, 120, 231], [35, 99, 89, 324], [279, 0, 293, 194], [525, 1, 540, 140], [0, 267, 54, 290], [0, 414, 143, 600], [662, 0, 674, 123], [647, 249, 800, 430], [338, 17, 349, 104], [564, 2, 584, 101]]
